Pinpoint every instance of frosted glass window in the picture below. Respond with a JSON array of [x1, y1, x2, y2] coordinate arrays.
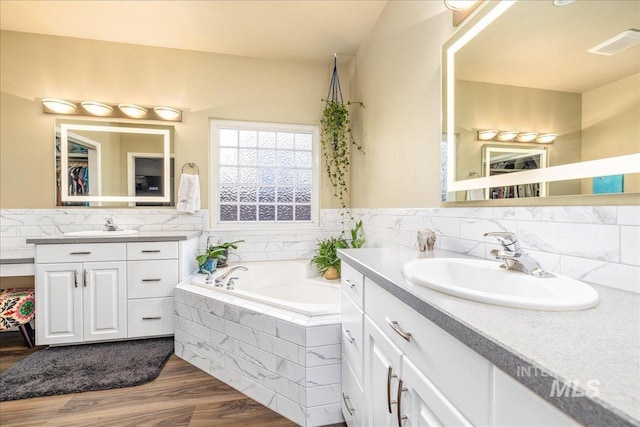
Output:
[[213, 121, 317, 224]]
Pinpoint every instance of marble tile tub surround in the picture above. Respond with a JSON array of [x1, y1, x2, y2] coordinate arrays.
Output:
[[355, 206, 640, 294], [0, 208, 207, 258], [174, 284, 343, 427]]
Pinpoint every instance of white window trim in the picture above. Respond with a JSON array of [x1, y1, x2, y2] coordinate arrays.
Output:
[[209, 119, 321, 231]]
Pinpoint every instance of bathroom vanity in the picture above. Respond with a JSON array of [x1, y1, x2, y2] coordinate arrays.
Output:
[[339, 247, 639, 427], [27, 231, 200, 345]]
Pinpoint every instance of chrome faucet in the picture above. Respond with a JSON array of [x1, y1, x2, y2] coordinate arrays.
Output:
[[215, 266, 248, 288], [104, 217, 121, 232], [484, 232, 554, 278]]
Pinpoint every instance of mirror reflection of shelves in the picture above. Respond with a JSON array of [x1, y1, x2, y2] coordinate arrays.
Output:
[[483, 146, 547, 199]]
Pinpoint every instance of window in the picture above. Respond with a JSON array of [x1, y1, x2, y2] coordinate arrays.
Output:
[[210, 119, 319, 228]]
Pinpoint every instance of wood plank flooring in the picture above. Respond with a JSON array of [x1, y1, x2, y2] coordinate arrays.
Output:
[[0, 332, 344, 427]]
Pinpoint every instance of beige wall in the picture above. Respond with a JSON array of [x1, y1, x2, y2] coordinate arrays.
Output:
[[349, 1, 454, 208], [582, 73, 640, 194], [0, 30, 345, 210]]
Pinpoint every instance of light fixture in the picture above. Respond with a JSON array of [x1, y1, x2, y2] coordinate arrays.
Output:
[[516, 132, 539, 143], [588, 29, 640, 56], [444, 0, 478, 11], [153, 106, 181, 121], [477, 129, 556, 144], [118, 104, 148, 118], [42, 98, 77, 114], [81, 101, 113, 116], [477, 130, 499, 140], [42, 98, 182, 121], [536, 133, 557, 144], [553, 0, 576, 6], [496, 131, 519, 141]]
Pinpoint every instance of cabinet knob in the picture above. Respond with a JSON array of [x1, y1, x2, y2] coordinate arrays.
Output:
[[83, 270, 88, 287], [385, 317, 412, 342], [342, 392, 355, 416], [141, 279, 162, 282], [342, 327, 355, 344], [141, 250, 161, 253], [387, 367, 398, 414], [344, 279, 356, 289], [142, 316, 162, 320], [70, 251, 91, 255], [397, 380, 408, 426]]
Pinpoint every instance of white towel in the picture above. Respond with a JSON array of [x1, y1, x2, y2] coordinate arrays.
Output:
[[176, 173, 200, 213], [466, 188, 485, 201]]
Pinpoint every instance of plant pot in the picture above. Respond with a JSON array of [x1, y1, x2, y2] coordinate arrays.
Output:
[[217, 249, 229, 268], [198, 259, 217, 274], [324, 267, 340, 280]]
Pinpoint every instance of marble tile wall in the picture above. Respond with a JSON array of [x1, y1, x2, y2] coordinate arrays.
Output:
[[354, 206, 640, 294], [174, 285, 343, 426]]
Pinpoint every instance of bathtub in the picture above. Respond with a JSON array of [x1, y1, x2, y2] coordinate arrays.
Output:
[[189, 259, 341, 316], [175, 259, 345, 426]]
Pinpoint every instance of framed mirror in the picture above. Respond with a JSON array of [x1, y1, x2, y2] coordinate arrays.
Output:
[[56, 121, 175, 206], [442, 0, 640, 202]]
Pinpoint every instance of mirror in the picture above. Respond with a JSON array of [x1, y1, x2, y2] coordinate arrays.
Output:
[[56, 120, 175, 206], [442, 0, 640, 201]]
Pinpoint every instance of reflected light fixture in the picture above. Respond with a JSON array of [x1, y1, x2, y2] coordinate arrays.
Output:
[[42, 98, 77, 114], [516, 132, 539, 143], [536, 133, 557, 144], [553, 0, 576, 6], [496, 131, 519, 141], [444, 0, 478, 10], [478, 129, 499, 140], [81, 101, 113, 116], [153, 106, 181, 121], [118, 104, 147, 118]]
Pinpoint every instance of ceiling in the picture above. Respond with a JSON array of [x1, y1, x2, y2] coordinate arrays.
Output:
[[0, 0, 387, 65], [455, 0, 640, 94]]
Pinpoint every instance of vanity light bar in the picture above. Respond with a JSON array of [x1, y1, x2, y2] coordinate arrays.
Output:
[[41, 98, 182, 122], [477, 130, 556, 144]]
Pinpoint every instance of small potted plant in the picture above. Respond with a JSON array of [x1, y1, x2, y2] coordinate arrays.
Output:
[[196, 239, 244, 273], [311, 236, 349, 280], [211, 240, 244, 268]]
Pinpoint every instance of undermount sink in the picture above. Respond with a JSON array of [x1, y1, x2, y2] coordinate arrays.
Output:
[[63, 230, 139, 237], [402, 258, 599, 311]]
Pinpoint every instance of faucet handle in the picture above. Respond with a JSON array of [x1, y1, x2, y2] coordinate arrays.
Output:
[[484, 231, 520, 252]]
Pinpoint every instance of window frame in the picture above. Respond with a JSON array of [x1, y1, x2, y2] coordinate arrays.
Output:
[[209, 119, 321, 231]]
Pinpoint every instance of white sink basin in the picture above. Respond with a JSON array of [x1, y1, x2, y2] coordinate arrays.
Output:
[[402, 258, 599, 311], [63, 230, 139, 237]]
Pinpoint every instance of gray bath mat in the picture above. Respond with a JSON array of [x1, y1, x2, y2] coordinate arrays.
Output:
[[0, 337, 174, 401]]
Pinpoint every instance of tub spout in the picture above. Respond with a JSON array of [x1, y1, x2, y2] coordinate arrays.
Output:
[[215, 266, 248, 287]]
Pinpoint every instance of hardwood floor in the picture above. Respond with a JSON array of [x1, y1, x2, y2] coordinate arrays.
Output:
[[0, 332, 344, 427]]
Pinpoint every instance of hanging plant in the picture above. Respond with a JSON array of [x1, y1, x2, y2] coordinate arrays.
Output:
[[321, 55, 365, 222]]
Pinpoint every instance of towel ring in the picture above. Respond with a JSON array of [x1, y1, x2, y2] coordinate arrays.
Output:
[[181, 162, 199, 174]]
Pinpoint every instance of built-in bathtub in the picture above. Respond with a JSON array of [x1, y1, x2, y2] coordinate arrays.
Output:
[[174, 259, 344, 427]]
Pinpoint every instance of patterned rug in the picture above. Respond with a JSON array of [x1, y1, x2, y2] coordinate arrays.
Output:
[[0, 337, 174, 401]]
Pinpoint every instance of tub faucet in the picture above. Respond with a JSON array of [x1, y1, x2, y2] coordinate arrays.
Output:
[[215, 266, 248, 287], [104, 217, 121, 232], [484, 232, 554, 278]]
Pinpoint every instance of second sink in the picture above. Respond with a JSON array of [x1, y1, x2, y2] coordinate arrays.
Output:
[[402, 258, 599, 311], [64, 230, 139, 237]]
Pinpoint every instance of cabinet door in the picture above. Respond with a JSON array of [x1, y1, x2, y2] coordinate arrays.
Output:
[[364, 316, 402, 427], [400, 356, 472, 427], [36, 263, 83, 345], [82, 261, 127, 342]]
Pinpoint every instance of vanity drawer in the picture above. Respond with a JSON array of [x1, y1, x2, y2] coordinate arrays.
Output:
[[365, 278, 491, 426], [127, 260, 178, 299], [36, 243, 126, 263], [128, 297, 174, 337], [341, 357, 365, 427], [342, 263, 364, 310], [127, 241, 178, 260], [342, 290, 364, 385]]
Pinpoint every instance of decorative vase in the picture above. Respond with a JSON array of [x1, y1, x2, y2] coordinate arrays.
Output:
[[198, 259, 217, 274], [324, 267, 340, 280]]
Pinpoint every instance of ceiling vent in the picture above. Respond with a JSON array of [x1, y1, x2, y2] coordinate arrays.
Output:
[[588, 29, 640, 56]]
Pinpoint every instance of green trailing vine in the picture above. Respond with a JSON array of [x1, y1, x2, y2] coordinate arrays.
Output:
[[320, 99, 365, 222]]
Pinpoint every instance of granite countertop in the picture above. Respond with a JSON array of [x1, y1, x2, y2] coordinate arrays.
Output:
[[339, 247, 640, 427], [25, 230, 202, 245], [0, 249, 36, 264]]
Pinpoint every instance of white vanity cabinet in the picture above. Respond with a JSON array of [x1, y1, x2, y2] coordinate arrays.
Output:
[[342, 261, 582, 427], [33, 234, 199, 346], [35, 243, 127, 345]]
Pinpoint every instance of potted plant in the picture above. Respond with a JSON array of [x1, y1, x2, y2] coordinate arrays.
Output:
[[196, 239, 244, 273], [311, 236, 349, 280]]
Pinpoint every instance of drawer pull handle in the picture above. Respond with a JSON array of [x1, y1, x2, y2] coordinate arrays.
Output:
[[387, 367, 398, 414], [74, 270, 79, 288], [142, 279, 162, 282], [70, 251, 91, 255], [342, 327, 355, 344], [344, 279, 356, 289], [385, 317, 412, 342], [397, 380, 408, 425], [142, 316, 162, 320], [141, 250, 161, 253], [342, 392, 355, 416], [83, 269, 88, 287]]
